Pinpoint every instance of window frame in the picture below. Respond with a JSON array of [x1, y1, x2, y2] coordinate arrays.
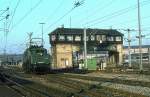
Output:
[[107, 36, 114, 41], [59, 35, 65, 41], [101, 35, 106, 41], [51, 35, 56, 41], [96, 35, 101, 41], [66, 35, 73, 41], [90, 35, 95, 41], [75, 35, 81, 41], [116, 36, 122, 41]]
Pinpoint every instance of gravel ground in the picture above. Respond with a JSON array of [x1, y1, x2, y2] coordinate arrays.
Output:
[[87, 72, 150, 82], [0, 85, 22, 97], [68, 77, 150, 97], [65, 72, 150, 82], [101, 82, 150, 97]]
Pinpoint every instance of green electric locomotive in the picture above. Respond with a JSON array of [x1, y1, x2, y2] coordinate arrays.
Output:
[[22, 45, 50, 73]]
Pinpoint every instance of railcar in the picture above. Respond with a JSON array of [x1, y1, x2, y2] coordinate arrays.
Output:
[[22, 45, 50, 73]]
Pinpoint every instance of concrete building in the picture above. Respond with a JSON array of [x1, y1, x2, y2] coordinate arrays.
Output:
[[49, 27, 123, 70], [123, 45, 150, 64]]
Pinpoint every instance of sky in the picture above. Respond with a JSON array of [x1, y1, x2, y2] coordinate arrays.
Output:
[[0, 0, 150, 54]]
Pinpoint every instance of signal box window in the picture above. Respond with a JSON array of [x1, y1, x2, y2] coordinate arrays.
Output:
[[59, 35, 65, 41], [75, 35, 81, 41], [107, 36, 114, 41], [102, 35, 106, 41], [91, 35, 95, 41], [116, 36, 122, 41], [67, 36, 73, 41], [96, 35, 101, 41], [51, 35, 56, 41]]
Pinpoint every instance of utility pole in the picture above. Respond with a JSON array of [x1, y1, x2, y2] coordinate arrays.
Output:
[[39, 22, 45, 47], [28, 32, 33, 47], [137, 0, 143, 72], [3, 49, 6, 65], [123, 29, 135, 68], [127, 29, 131, 67], [3, 7, 9, 66], [84, 28, 87, 69], [3, 22, 6, 66], [148, 48, 150, 65]]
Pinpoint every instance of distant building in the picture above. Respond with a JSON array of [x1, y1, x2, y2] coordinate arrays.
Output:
[[49, 27, 123, 70], [123, 45, 150, 64], [0, 54, 23, 66]]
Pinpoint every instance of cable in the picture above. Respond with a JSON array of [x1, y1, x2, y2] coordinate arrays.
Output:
[[0, 8, 9, 22], [0, 10, 6, 16], [34, 0, 64, 34], [10, 0, 43, 32], [44, 0, 64, 23], [0, 7, 9, 16], [45, 0, 84, 33], [85, 0, 114, 20], [142, 27, 150, 30], [111, 15, 150, 27], [85, 0, 150, 27], [46, 8, 74, 31], [74, 0, 114, 26], [0, 17, 5, 21], [88, 1, 150, 27], [8, 0, 21, 30]]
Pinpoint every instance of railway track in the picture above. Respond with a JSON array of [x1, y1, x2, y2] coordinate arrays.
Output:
[[26, 74, 146, 97], [2, 66, 149, 97], [62, 73, 150, 88], [0, 69, 51, 97], [0, 72, 25, 97], [46, 76, 101, 97]]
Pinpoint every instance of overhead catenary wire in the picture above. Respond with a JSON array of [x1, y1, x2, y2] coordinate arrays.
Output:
[[45, 0, 85, 33], [0, 8, 9, 22], [46, 8, 74, 31], [75, 0, 114, 26], [10, 0, 43, 32], [125, 24, 150, 31], [84, 0, 150, 27], [0, 10, 6, 16], [3, 9, 9, 60], [0, 17, 6, 21], [8, 0, 21, 31], [110, 15, 150, 27], [84, 0, 114, 20], [142, 26, 150, 30], [0, 8, 9, 51], [34, 0, 64, 34], [44, 0, 64, 23], [88, 3, 150, 27]]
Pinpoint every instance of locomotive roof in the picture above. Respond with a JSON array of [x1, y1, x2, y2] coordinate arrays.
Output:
[[24, 46, 46, 51]]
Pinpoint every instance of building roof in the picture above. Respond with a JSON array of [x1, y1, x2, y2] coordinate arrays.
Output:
[[123, 45, 150, 49], [48, 27, 124, 36]]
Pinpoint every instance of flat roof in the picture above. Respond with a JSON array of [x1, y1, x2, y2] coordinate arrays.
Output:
[[49, 27, 124, 36]]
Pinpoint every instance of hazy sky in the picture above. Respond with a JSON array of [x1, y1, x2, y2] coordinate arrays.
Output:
[[0, 0, 150, 54]]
